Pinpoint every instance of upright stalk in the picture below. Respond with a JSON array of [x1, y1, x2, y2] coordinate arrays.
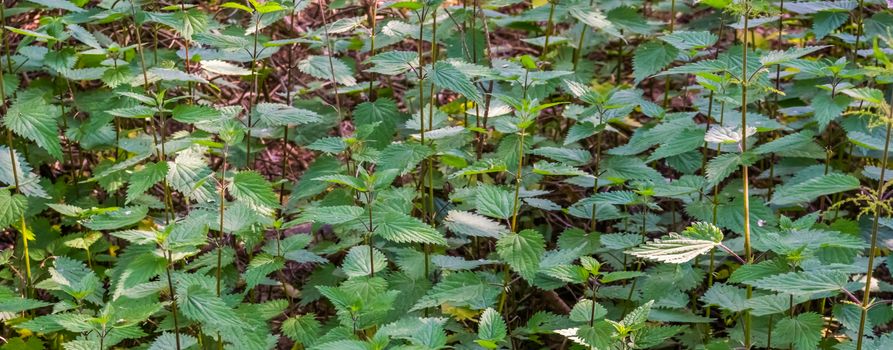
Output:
[[510, 129, 526, 232], [739, 4, 753, 348], [246, 11, 262, 166], [853, 0, 865, 59], [215, 144, 228, 350], [164, 251, 182, 350], [427, 8, 438, 225], [424, 8, 440, 289], [541, 0, 557, 60], [179, 1, 194, 101], [572, 0, 596, 70], [367, 0, 378, 100], [662, 0, 677, 108], [279, 41, 295, 207], [856, 90, 893, 350], [416, 7, 428, 222], [0, 4, 31, 298], [589, 131, 602, 232], [318, 0, 342, 117]]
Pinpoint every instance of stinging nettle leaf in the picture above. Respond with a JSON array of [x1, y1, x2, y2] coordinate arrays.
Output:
[[444, 210, 509, 238], [626, 232, 720, 264], [298, 55, 357, 86], [496, 229, 545, 282], [747, 270, 848, 295], [341, 245, 388, 278], [769, 173, 859, 206]]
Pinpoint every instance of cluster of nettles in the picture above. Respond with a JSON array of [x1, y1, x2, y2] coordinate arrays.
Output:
[[1, 0, 893, 349]]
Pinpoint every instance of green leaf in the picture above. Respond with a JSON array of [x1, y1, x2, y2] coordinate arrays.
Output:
[[354, 98, 400, 149], [759, 46, 828, 66], [444, 210, 509, 238], [431, 255, 496, 270], [0, 146, 50, 198], [775, 312, 824, 350], [601, 156, 663, 182], [243, 253, 285, 289], [430, 61, 482, 103], [841, 87, 886, 105], [530, 147, 591, 166], [29, 0, 85, 13], [631, 325, 686, 348], [747, 270, 848, 295], [254, 102, 321, 126], [626, 233, 720, 264], [647, 127, 705, 162], [43, 256, 102, 301], [364, 51, 418, 75], [811, 93, 850, 131], [82, 206, 148, 230], [149, 332, 198, 350], [477, 308, 507, 347], [342, 245, 388, 278], [660, 31, 718, 50], [172, 104, 223, 124], [412, 271, 500, 311], [622, 300, 654, 327], [298, 55, 356, 86], [0, 189, 27, 230], [177, 285, 248, 329], [497, 229, 546, 281], [700, 283, 749, 312], [532, 161, 589, 176], [813, 11, 849, 40], [680, 222, 724, 242], [281, 314, 321, 346], [632, 41, 679, 82], [201, 59, 251, 76], [165, 217, 208, 248], [568, 321, 615, 349], [705, 152, 750, 187], [728, 258, 789, 283], [229, 171, 278, 212], [769, 173, 859, 206], [377, 143, 433, 175], [315, 174, 367, 192], [570, 299, 607, 323], [4, 93, 63, 160], [300, 205, 364, 225], [375, 212, 446, 245], [754, 131, 825, 159], [475, 185, 515, 220], [167, 147, 217, 203], [127, 162, 168, 204]]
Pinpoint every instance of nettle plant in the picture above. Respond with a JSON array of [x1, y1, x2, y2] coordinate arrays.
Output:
[[2, 0, 893, 349]]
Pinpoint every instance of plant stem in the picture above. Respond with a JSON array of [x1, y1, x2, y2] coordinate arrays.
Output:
[[853, 0, 865, 59], [246, 10, 262, 166], [0, 4, 31, 298], [589, 131, 602, 232], [318, 0, 342, 117], [216, 144, 228, 297], [427, 8, 438, 225], [856, 90, 893, 350], [541, 1, 557, 60], [165, 250, 182, 350], [662, 0, 676, 108], [417, 7, 428, 222], [572, 0, 596, 70], [367, 0, 377, 100], [740, 4, 753, 348], [510, 129, 526, 233]]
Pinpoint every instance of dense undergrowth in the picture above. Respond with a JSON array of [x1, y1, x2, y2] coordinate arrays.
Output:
[[2, 0, 893, 349]]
